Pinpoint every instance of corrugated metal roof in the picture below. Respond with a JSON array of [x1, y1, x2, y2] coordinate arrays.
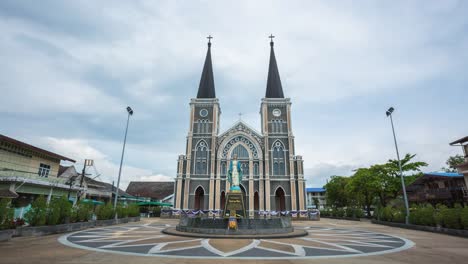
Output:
[[424, 172, 463, 177], [306, 187, 326, 193]]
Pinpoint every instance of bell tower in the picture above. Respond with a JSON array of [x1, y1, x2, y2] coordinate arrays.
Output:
[[260, 35, 305, 212], [175, 36, 221, 211]]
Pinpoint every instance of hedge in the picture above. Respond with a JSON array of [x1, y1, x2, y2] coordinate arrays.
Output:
[[375, 203, 468, 230]]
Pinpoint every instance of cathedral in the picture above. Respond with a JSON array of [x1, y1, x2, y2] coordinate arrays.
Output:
[[174, 37, 306, 217]]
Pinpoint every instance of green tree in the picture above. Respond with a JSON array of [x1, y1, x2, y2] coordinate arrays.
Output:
[[383, 153, 428, 204], [442, 155, 464, 172], [346, 168, 378, 216], [312, 197, 320, 209], [324, 176, 350, 208], [24, 196, 48, 226], [0, 199, 14, 230]]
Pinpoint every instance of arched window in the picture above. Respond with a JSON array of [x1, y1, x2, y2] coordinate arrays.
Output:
[[195, 140, 208, 175], [272, 141, 285, 176], [231, 144, 249, 159], [221, 162, 226, 176], [241, 162, 249, 175]]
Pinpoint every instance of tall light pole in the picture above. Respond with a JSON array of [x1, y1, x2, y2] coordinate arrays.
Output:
[[114, 106, 134, 212], [386, 107, 410, 224]]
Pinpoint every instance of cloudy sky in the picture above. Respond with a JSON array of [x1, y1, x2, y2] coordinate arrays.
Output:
[[1, 1, 467, 189]]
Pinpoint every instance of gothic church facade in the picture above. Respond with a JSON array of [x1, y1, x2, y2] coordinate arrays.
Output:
[[174, 38, 306, 217]]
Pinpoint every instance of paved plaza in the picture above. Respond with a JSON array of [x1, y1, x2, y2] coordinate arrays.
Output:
[[1, 218, 468, 264]]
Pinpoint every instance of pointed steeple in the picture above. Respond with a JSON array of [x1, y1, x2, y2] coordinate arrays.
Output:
[[265, 34, 284, 98], [196, 35, 216, 98]]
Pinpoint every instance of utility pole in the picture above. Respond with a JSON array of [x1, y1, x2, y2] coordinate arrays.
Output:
[[78, 159, 93, 202]]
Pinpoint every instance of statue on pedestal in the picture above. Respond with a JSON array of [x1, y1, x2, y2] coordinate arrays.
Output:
[[227, 154, 243, 192]]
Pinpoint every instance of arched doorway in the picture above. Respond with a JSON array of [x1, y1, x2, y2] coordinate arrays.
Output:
[[254, 191, 259, 211], [194, 186, 205, 210], [275, 187, 286, 212], [220, 191, 226, 210]]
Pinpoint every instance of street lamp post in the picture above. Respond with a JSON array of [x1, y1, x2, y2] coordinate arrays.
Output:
[[114, 106, 134, 213], [386, 107, 410, 225]]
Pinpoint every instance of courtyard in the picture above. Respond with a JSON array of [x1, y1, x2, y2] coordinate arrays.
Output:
[[1, 218, 467, 264]]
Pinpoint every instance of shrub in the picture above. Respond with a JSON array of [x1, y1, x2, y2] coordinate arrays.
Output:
[[127, 204, 140, 217], [434, 204, 447, 226], [409, 204, 434, 226], [24, 196, 48, 226], [320, 209, 329, 217], [71, 202, 92, 222], [460, 206, 468, 230], [345, 208, 354, 218], [354, 208, 364, 218], [392, 207, 406, 223], [47, 199, 61, 225], [441, 207, 461, 229], [47, 196, 72, 225], [0, 198, 14, 230], [116, 204, 129, 218], [336, 208, 345, 218], [96, 203, 114, 220], [381, 206, 393, 221]]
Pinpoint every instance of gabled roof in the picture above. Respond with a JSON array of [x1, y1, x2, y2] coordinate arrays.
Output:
[[0, 134, 75, 162], [306, 187, 326, 193], [126, 181, 174, 200], [196, 42, 216, 98], [265, 40, 284, 98], [218, 120, 263, 139]]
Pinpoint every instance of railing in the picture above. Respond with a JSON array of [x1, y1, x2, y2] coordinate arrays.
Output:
[[0, 168, 68, 185]]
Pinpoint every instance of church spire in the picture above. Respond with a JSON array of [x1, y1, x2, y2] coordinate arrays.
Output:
[[196, 35, 216, 98], [265, 34, 284, 98]]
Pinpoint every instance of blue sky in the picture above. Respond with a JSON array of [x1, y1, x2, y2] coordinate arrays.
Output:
[[1, 1, 467, 189]]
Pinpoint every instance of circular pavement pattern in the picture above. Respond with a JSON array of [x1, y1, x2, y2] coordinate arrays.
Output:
[[58, 223, 414, 259]]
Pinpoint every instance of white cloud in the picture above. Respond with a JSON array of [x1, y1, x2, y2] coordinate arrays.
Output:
[[38, 137, 171, 190], [1, 1, 467, 189]]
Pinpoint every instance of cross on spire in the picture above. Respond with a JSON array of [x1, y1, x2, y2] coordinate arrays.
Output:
[[269, 34, 275, 46], [207, 35, 213, 46], [238, 112, 243, 120]]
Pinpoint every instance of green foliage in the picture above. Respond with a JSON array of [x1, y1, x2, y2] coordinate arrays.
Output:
[[312, 197, 320, 208], [319, 209, 330, 217], [47, 196, 72, 225], [116, 203, 129, 218], [434, 204, 447, 226], [47, 199, 61, 225], [127, 203, 140, 217], [442, 154, 465, 172], [440, 207, 461, 229], [96, 203, 115, 220], [335, 208, 345, 217], [460, 207, 468, 229], [0, 199, 14, 230], [324, 176, 350, 208], [71, 202, 92, 222], [409, 204, 435, 226], [24, 196, 48, 226]]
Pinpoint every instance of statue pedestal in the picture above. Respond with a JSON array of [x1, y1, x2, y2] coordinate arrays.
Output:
[[224, 191, 246, 218]]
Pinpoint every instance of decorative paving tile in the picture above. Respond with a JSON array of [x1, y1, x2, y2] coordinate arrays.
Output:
[[58, 224, 414, 259]]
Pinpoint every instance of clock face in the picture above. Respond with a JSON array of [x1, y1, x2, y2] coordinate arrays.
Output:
[[272, 108, 281, 117], [200, 109, 208, 117]]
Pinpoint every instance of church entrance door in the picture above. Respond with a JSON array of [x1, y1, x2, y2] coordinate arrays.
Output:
[[194, 186, 204, 210]]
